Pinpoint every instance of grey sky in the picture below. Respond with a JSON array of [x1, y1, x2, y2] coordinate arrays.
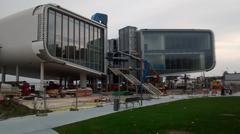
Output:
[[0, 0, 240, 80]]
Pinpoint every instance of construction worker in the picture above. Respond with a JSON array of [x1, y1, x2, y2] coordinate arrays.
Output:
[[21, 81, 30, 96]]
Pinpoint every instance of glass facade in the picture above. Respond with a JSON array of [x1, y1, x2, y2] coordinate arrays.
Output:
[[47, 9, 105, 72], [143, 31, 214, 74]]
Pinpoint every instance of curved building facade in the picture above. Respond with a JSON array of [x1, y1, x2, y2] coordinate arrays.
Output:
[[139, 29, 215, 75], [0, 4, 107, 85]]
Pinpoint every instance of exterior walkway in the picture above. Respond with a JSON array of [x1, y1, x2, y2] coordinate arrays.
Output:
[[0, 95, 197, 134]]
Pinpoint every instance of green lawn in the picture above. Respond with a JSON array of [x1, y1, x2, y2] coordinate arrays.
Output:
[[55, 97, 240, 134]]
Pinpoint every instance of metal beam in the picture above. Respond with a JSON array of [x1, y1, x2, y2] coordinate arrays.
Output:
[[16, 64, 19, 82]]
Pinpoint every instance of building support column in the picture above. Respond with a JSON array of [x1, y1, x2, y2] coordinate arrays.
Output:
[[16, 64, 19, 82], [40, 62, 47, 111], [1, 66, 6, 83], [80, 73, 87, 88], [64, 77, 68, 89], [36, 62, 48, 116], [59, 77, 63, 87]]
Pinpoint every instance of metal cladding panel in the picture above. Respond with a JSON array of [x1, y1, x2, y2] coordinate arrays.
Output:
[[0, 7, 41, 65], [119, 26, 137, 53]]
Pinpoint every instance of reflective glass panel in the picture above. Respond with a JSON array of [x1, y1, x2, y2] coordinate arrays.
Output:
[[143, 31, 214, 74], [47, 10, 56, 56]]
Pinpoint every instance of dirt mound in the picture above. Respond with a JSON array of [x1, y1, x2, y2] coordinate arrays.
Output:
[[0, 100, 35, 120]]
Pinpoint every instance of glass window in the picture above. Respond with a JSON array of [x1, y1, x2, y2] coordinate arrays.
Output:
[[95, 28, 101, 71], [89, 25, 94, 69], [69, 17, 74, 61], [93, 27, 98, 70], [55, 12, 62, 58], [62, 15, 68, 60], [143, 31, 214, 74], [99, 29, 104, 72], [80, 21, 85, 65], [47, 10, 56, 56], [85, 23, 89, 67], [144, 54, 165, 73], [47, 9, 106, 73], [144, 32, 164, 51], [164, 54, 201, 73], [165, 33, 210, 50], [75, 20, 80, 63]]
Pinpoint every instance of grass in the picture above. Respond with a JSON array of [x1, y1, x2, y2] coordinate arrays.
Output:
[[55, 97, 240, 134]]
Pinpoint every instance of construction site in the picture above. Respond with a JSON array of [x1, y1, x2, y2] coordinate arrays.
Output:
[[1, 3, 239, 120]]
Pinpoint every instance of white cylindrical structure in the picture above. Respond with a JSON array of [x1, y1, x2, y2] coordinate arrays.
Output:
[[80, 73, 87, 88], [40, 62, 47, 110], [0, 4, 107, 80]]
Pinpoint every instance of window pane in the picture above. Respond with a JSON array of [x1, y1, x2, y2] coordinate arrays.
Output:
[[69, 17, 74, 61], [80, 21, 85, 65], [143, 31, 213, 74], [62, 15, 68, 60], [47, 9, 105, 72], [165, 33, 210, 50], [99, 29, 104, 72], [47, 10, 56, 56], [75, 20, 80, 63], [55, 12, 62, 58], [89, 25, 94, 69], [85, 23, 89, 67], [97, 28, 101, 71], [93, 27, 98, 70], [144, 32, 164, 51]]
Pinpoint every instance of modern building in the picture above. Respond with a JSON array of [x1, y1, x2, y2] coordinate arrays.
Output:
[[108, 26, 215, 78], [107, 26, 215, 95], [0, 4, 107, 89], [223, 72, 240, 86], [140, 29, 215, 75]]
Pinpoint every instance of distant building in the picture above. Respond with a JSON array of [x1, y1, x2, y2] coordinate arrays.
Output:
[[223, 72, 240, 86]]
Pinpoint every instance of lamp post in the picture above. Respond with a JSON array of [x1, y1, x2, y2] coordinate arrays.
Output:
[[140, 59, 144, 106]]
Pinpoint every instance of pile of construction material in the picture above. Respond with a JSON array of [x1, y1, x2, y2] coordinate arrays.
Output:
[[0, 83, 21, 98], [76, 87, 93, 97]]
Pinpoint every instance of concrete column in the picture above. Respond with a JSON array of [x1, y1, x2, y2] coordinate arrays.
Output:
[[64, 77, 67, 89], [1, 66, 6, 83], [59, 77, 63, 87], [40, 62, 47, 110], [16, 64, 19, 82], [80, 73, 87, 88]]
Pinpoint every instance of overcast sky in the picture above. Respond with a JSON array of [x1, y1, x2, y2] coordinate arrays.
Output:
[[0, 0, 240, 81]]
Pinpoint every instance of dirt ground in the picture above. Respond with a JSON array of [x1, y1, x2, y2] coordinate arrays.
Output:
[[19, 94, 111, 111]]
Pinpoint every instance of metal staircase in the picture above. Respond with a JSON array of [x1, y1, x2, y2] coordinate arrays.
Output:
[[143, 83, 162, 96], [109, 68, 161, 96], [124, 74, 141, 85], [108, 68, 123, 76]]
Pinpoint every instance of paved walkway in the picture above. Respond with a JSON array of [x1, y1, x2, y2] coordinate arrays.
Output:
[[0, 95, 200, 134]]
